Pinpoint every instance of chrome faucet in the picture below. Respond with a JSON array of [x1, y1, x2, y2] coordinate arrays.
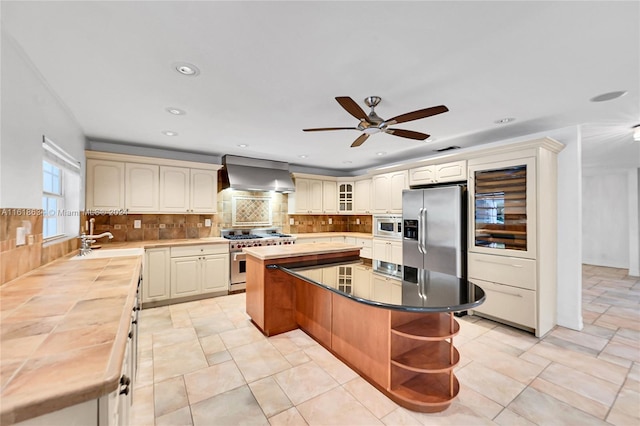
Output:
[[78, 232, 114, 256]]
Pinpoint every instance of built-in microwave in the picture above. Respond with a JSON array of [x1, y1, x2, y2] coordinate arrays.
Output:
[[373, 215, 402, 239]]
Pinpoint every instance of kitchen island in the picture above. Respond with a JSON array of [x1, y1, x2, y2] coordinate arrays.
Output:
[[244, 243, 485, 413]]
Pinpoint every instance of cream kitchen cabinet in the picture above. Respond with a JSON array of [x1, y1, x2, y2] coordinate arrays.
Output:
[[142, 248, 170, 305], [322, 181, 338, 214], [170, 244, 229, 298], [354, 179, 372, 214], [125, 163, 159, 212], [467, 138, 563, 337], [86, 159, 125, 211], [409, 160, 467, 186], [371, 170, 408, 214], [159, 166, 218, 213], [356, 237, 372, 259], [337, 182, 354, 214], [372, 238, 402, 265], [291, 178, 324, 213], [86, 152, 220, 214]]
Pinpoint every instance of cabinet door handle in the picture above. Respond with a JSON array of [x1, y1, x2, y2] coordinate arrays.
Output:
[[491, 288, 523, 298], [474, 259, 524, 268]]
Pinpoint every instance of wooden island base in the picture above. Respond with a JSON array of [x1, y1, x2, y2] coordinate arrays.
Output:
[[245, 248, 462, 413]]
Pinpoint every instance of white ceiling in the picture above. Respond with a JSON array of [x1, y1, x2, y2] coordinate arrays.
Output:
[[2, 1, 639, 173]]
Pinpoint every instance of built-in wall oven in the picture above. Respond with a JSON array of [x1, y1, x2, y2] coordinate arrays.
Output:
[[373, 215, 402, 239]]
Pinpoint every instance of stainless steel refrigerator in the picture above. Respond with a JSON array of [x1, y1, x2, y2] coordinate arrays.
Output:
[[402, 185, 466, 278]]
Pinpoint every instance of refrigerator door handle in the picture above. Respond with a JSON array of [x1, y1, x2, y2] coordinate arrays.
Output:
[[417, 208, 425, 254], [421, 209, 428, 255]]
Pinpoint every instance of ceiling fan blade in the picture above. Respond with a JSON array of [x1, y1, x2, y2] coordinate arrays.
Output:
[[386, 105, 449, 125], [386, 128, 430, 140], [335, 97, 370, 122], [350, 134, 369, 147], [303, 127, 359, 132]]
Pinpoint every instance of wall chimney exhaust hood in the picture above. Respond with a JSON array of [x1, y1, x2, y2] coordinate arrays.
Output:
[[222, 155, 295, 193]]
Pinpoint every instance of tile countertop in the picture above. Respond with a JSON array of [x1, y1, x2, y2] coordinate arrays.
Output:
[[243, 242, 362, 260], [0, 237, 227, 425], [292, 232, 372, 239]]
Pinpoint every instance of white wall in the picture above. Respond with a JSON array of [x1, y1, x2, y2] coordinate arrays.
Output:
[[0, 32, 85, 208], [582, 167, 639, 275], [554, 127, 582, 330]]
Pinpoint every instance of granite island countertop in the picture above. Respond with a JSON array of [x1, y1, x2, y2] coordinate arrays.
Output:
[[0, 237, 228, 425]]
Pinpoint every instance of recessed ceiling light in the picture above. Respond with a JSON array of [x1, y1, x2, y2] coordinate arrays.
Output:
[[162, 130, 178, 136], [173, 62, 200, 76], [343, 160, 352, 164], [633, 124, 640, 142], [237, 144, 249, 148], [166, 107, 185, 115], [298, 155, 308, 159], [494, 117, 516, 124], [376, 152, 386, 156], [590, 91, 627, 102]]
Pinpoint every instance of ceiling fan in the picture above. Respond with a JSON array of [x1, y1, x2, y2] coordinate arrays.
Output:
[[303, 96, 449, 147]]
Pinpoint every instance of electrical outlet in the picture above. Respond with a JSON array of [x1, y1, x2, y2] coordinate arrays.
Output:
[[205, 219, 212, 227], [328, 218, 332, 225], [289, 218, 294, 225], [134, 220, 141, 229], [356, 218, 360, 225]]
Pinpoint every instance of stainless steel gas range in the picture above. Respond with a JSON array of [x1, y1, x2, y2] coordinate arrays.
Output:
[[222, 228, 296, 292]]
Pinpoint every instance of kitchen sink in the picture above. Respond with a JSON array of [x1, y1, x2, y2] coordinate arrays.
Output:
[[71, 248, 144, 260]]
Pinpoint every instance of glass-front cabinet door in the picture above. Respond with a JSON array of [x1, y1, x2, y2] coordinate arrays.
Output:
[[468, 157, 536, 259], [338, 182, 354, 214]]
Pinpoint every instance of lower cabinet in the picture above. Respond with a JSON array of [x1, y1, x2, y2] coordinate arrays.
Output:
[[356, 238, 372, 259], [142, 243, 229, 307], [143, 248, 170, 304], [372, 238, 402, 265], [170, 244, 229, 298], [468, 252, 541, 334]]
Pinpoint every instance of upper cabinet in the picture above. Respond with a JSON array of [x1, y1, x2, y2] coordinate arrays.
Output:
[[159, 166, 218, 213], [371, 170, 408, 214], [354, 179, 372, 214], [337, 182, 354, 214], [290, 177, 338, 214], [86, 159, 125, 210], [85, 151, 221, 214], [126, 163, 159, 212], [409, 160, 467, 186]]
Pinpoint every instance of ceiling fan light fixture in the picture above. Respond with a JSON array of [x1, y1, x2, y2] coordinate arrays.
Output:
[[590, 91, 627, 102]]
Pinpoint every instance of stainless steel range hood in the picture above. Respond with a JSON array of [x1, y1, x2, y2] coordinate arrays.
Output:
[[222, 155, 295, 193]]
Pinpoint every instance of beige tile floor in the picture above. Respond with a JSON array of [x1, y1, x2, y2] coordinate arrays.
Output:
[[131, 265, 639, 425]]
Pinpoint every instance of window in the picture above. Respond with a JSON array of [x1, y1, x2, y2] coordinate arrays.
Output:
[[42, 136, 81, 241], [42, 161, 64, 238]]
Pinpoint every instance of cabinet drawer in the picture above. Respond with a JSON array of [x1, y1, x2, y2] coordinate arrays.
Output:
[[470, 279, 536, 328], [468, 253, 536, 290], [171, 243, 228, 257]]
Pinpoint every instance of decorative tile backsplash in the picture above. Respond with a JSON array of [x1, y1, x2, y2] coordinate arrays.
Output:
[[232, 196, 272, 226]]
